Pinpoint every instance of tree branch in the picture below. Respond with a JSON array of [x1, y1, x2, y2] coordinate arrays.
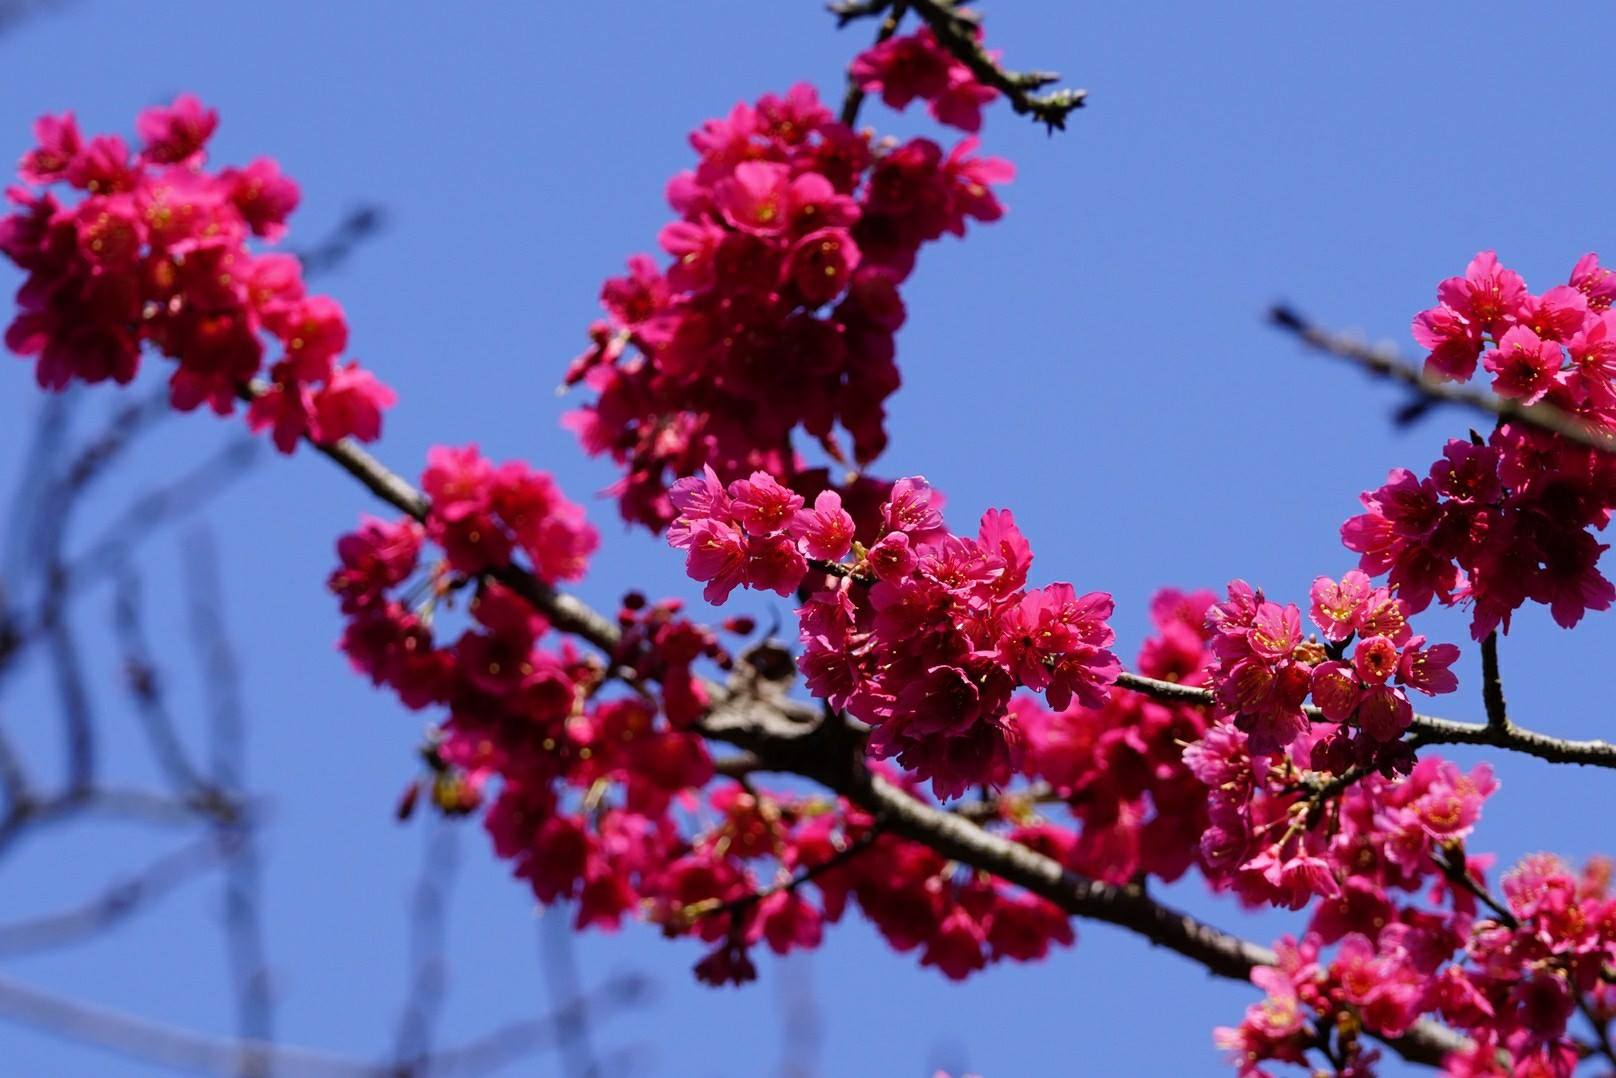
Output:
[[1114, 670, 1616, 770], [0, 968, 648, 1078], [906, 0, 1086, 130], [1269, 305, 1616, 455], [1479, 631, 1508, 732], [285, 432, 1471, 1066], [0, 835, 225, 956]]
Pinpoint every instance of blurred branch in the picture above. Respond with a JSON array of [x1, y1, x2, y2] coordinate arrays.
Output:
[[291, 206, 386, 279], [541, 904, 600, 1078], [60, 437, 258, 598], [0, 971, 380, 1078], [41, 588, 94, 793], [182, 527, 274, 1058], [0, 711, 29, 811], [391, 820, 459, 1069], [0, 787, 211, 863], [0, 406, 256, 693], [0, 949, 648, 1077], [0, 834, 225, 956], [1269, 304, 1616, 455], [0, 0, 76, 38], [417, 973, 652, 1077], [113, 569, 212, 795], [776, 952, 821, 1078]]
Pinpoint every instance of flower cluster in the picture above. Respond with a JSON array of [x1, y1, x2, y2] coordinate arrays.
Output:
[[332, 445, 598, 711], [1348, 251, 1616, 638], [564, 52, 1013, 531], [416, 444, 599, 579], [1010, 588, 1219, 885], [674, 776, 1076, 987], [1010, 585, 1481, 918], [1221, 850, 1616, 1077], [333, 449, 1076, 985], [21, 30, 1616, 1076], [1206, 573, 1459, 766], [2, 98, 394, 451], [666, 468, 1120, 799]]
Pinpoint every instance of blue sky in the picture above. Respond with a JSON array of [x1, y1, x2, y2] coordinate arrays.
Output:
[[3, 2, 1616, 1075]]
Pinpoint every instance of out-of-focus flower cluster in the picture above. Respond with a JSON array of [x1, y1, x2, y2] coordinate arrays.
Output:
[[3, 97, 394, 450]]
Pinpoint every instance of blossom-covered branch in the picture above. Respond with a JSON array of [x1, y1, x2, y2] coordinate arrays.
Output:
[[1116, 671, 1616, 770], [14, 12, 1616, 1075], [281, 428, 1472, 1067]]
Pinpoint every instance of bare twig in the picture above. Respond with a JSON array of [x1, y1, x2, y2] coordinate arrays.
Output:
[[1270, 305, 1616, 455], [905, 0, 1086, 130], [408, 973, 652, 1077], [182, 529, 274, 1059], [0, 0, 76, 38], [541, 906, 600, 1078], [61, 438, 259, 597], [0, 968, 649, 1078], [691, 827, 882, 928], [776, 952, 821, 1078], [0, 971, 379, 1078], [0, 712, 29, 810], [392, 821, 459, 1069], [291, 206, 387, 279], [42, 592, 95, 794], [0, 835, 225, 956], [112, 569, 212, 796]]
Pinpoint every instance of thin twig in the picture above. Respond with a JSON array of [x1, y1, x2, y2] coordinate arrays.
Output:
[[182, 529, 274, 1058], [112, 569, 212, 796], [836, 1, 906, 127], [0, 836, 226, 956], [1270, 305, 1616, 455], [905, 0, 1086, 131], [541, 906, 600, 1078], [691, 827, 882, 928], [61, 439, 259, 598], [1432, 846, 1517, 929], [392, 821, 459, 1069], [290, 206, 386, 279], [0, 968, 649, 1078]]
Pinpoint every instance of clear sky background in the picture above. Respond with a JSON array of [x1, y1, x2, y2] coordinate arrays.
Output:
[[3, 3, 1616, 1076]]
